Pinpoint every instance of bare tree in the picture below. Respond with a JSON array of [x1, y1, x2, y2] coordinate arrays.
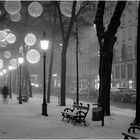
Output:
[[55, 1, 95, 106], [94, 1, 126, 115], [131, 1, 140, 126]]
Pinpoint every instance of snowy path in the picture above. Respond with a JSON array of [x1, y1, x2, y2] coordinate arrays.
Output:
[[0, 94, 135, 139]]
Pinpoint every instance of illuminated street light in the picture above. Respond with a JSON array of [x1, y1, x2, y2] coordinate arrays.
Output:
[[3, 69, 7, 74], [53, 74, 57, 77], [40, 32, 49, 116], [3, 69, 7, 85], [18, 57, 24, 64], [18, 56, 24, 104], [0, 72, 3, 76]]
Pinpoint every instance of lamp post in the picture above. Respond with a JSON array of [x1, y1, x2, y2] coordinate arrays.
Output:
[[40, 32, 49, 116], [8, 64, 13, 99], [18, 57, 24, 104]]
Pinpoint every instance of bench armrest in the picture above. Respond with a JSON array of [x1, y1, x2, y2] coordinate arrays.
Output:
[[64, 108, 73, 112], [92, 103, 103, 107]]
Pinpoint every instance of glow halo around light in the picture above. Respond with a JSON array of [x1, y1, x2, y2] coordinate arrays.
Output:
[[6, 33, 16, 44], [0, 59, 3, 69], [4, 0, 21, 15], [26, 49, 40, 64], [4, 29, 11, 34], [28, 2, 43, 17], [0, 41, 7, 48], [24, 33, 36, 46], [0, 30, 8, 42], [60, 1, 81, 17], [10, 59, 18, 69], [10, 12, 21, 22], [4, 51, 11, 59]]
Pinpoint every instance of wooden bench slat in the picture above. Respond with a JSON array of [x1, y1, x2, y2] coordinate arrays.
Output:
[[73, 105, 89, 110]]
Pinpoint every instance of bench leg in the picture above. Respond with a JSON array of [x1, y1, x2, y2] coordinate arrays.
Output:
[[124, 135, 129, 140], [73, 120, 76, 125], [84, 121, 87, 126], [67, 118, 70, 123], [62, 117, 65, 121]]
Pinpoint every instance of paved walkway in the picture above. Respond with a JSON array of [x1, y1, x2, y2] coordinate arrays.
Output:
[[0, 93, 135, 139]]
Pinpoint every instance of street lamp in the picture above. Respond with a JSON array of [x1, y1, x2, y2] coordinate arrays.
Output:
[[40, 32, 49, 116], [3, 69, 7, 74], [18, 56, 24, 104], [8, 64, 13, 99]]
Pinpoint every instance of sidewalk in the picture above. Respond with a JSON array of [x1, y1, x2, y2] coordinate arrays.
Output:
[[0, 93, 135, 139]]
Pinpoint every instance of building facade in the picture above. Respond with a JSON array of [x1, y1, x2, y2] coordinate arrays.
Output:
[[66, 1, 138, 90]]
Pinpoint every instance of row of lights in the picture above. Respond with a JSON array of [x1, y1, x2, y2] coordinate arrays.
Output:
[[0, 30, 61, 117], [0, 57, 24, 99], [0, 64, 13, 99], [2, 0, 76, 116], [0, 32, 49, 116], [0, 57, 24, 74]]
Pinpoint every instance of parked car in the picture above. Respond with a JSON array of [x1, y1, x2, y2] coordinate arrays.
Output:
[[111, 87, 136, 94], [110, 87, 136, 103], [67, 87, 76, 94], [67, 87, 90, 95], [79, 88, 90, 95], [111, 87, 120, 92]]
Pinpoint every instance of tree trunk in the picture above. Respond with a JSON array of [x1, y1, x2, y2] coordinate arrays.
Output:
[[131, 2, 140, 126], [135, 2, 140, 125], [60, 46, 67, 106], [76, 18, 79, 105], [94, 1, 126, 116], [47, 40, 55, 103], [56, 1, 77, 106]]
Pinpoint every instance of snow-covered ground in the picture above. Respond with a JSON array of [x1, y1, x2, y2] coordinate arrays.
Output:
[[0, 93, 136, 139]]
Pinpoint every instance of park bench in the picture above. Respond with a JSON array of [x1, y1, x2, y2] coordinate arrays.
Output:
[[17, 96, 29, 102], [122, 124, 140, 139], [128, 125, 140, 133], [61, 103, 90, 126], [122, 132, 139, 139]]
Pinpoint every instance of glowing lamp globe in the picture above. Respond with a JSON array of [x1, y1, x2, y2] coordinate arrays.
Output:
[[24, 33, 36, 46], [28, 2, 43, 17], [0, 72, 3, 76], [6, 33, 16, 44], [3, 69, 7, 74], [0, 59, 3, 69], [10, 12, 21, 22], [60, 1, 81, 17], [26, 49, 40, 64], [4, 0, 21, 15], [8, 65, 13, 71], [18, 57, 24, 64], [40, 40, 49, 50], [4, 51, 11, 59]]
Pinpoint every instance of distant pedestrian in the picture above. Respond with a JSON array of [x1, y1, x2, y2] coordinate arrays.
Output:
[[2, 84, 9, 104]]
